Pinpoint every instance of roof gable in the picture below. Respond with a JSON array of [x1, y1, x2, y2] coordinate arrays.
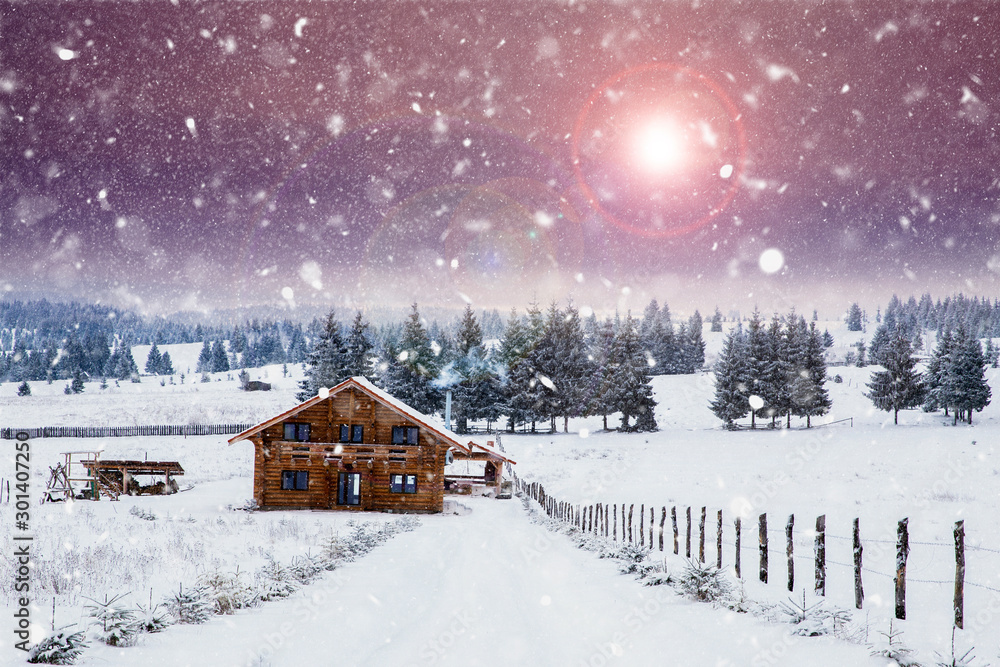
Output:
[[228, 376, 471, 452]]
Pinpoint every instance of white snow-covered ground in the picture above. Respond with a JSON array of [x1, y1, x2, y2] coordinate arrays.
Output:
[[1, 326, 998, 665]]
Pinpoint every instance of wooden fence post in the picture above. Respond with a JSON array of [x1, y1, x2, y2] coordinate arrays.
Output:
[[639, 504, 645, 547], [672, 506, 679, 555], [604, 504, 609, 537], [786, 514, 794, 592], [853, 518, 864, 609], [649, 507, 654, 548], [734, 517, 741, 578], [686, 507, 692, 559], [699, 506, 706, 563], [613, 504, 618, 541], [628, 504, 634, 544], [660, 507, 666, 552], [621, 503, 626, 541], [759, 513, 768, 584], [815, 515, 826, 596], [954, 520, 965, 629], [717, 510, 723, 569], [895, 517, 909, 620]]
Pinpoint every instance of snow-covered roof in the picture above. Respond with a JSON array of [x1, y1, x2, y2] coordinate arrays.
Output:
[[456, 435, 517, 465], [228, 376, 471, 453]]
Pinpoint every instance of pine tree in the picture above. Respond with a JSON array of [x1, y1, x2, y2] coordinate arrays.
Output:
[[145, 343, 163, 375], [297, 311, 348, 402], [922, 329, 952, 413], [684, 310, 706, 373], [211, 340, 230, 373], [745, 310, 771, 428], [17, 380, 30, 396], [945, 326, 991, 424], [865, 324, 925, 425], [552, 303, 594, 431], [846, 303, 863, 331], [160, 350, 174, 375], [589, 317, 618, 431], [869, 324, 891, 366], [791, 321, 832, 427], [378, 304, 443, 415], [710, 326, 749, 428], [343, 311, 374, 379], [710, 307, 723, 333], [984, 338, 999, 368], [196, 340, 212, 373], [70, 368, 85, 394], [606, 313, 657, 432]]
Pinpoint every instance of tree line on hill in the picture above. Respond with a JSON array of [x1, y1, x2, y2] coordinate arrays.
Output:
[[296, 300, 707, 433]]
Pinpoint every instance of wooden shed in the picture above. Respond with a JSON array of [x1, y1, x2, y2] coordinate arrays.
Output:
[[229, 376, 509, 513]]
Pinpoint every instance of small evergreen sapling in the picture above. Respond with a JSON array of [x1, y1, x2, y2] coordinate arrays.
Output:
[[26, 626, 88, 664], [84, 593, 139, 647], [164, 583, 212, 624], [18, 380, 31, 396]]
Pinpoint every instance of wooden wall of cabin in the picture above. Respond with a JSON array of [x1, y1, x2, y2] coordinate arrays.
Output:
[[250, 388, 449, 512]]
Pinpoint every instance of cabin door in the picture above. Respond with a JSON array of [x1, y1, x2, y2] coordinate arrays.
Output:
[[337, 472, 362, 507]]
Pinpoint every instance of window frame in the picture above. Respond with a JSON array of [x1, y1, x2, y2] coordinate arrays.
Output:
[[280, 470, 309, 491], [283, 422, 310, 442], [390, 473, 417, 494], [351, 424, 364, 443], [339, 424, 350, 443], [391, 425, 419, 445]]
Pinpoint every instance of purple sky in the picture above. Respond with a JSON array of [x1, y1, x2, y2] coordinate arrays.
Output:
[[2, 1, 999, 318]]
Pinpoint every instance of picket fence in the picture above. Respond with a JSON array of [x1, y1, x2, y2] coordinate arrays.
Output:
[[0, 423, 255, 440]]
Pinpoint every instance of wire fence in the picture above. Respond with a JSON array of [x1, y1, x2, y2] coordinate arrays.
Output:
[[511, 471, 999, 628]]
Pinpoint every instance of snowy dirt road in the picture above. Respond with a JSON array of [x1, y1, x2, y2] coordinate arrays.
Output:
[[85, 497, 883, 667]]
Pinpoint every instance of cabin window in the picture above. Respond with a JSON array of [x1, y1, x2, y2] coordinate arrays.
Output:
[[391, 426, 419, 445], [390, 474, 417, 494], [338, 472, 361, 505], [283, 422, 310, 442], [351, 424, 364, 443], [281, 470, 309, 490], [339, 424, 350, 442]]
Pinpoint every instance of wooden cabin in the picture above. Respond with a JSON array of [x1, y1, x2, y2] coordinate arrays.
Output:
[[229, 376, 512, 513]]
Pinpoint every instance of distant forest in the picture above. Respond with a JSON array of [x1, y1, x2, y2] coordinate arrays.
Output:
[[1, 293, 999, 385]]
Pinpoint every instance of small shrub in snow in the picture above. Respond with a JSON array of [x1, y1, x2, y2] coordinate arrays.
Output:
[[133, 601, 172, 633], [27, 626, 88, 664], [676, 560, 732, 604], [778, 591, 850, 637], [869, 620, 918, 666], [934, 628, 984, 667], [84, 593, 140, 647], [286, 554, 322, 585], [128, 505, 156, 521], [164, 583, 213, 624], [199, 569, 256, 615], [255, 558, 299, 602]]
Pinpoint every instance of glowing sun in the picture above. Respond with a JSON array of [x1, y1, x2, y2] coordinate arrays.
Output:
[[633, 118, 687, 174]]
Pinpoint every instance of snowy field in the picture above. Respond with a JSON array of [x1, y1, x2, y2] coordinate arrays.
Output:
[[1, 323, 998, 665]]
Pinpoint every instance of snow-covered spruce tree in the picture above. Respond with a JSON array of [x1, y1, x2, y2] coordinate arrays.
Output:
[[868, 323, 891, 367], [297, 310, 348, 401], [710, 307, 723, 332], [606, 313, 657, 432], [744, 310, 773, 428], [791, 321, 833, 428], [553, 302, 595, 431], [144, 343, 162, 375], [846, 302, 863, 331], [195, 339, 212, 373], [923, 328, 953, 414], [640, 299, 668, 374], [497, 308, 538, 432], [211, 340, 229, 373], [449, 305, 486, 433], [18, 380, 31, 396], [159, 350, 174, 375], [378, 303, 443, 415], [27, 626, 88, 664], [710, 325, 749, 428], [984, 338, 999, 368], [865, 324, 925, 425], [84, 593, 139, 647], [589, 317, 618, 431], [682, 310, 706, 373], [103, 344, 138, 381], [943, 325, 991, 424], [164, 583, 212, 624], [762, 313, 792, 427], [343, 311, 374, 379]]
